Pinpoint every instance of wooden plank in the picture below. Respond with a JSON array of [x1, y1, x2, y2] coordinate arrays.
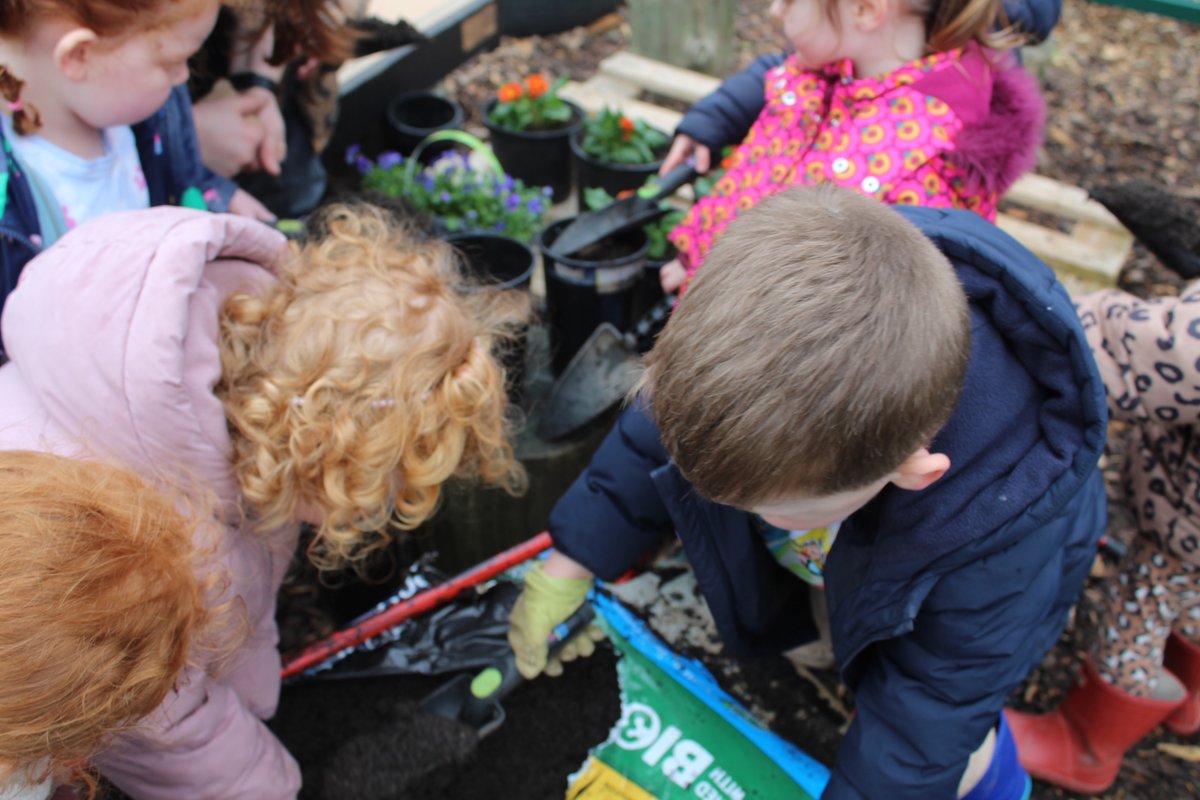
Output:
[[597, 51, 721, 106], [996, 213, 1124, 287], [581, 74, 643, 101], [560, 80, 684, 133], [1004, 173, 1126, 232]]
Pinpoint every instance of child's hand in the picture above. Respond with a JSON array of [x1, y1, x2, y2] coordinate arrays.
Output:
[[660, 258, 687, 293], [227, 189, 277, 223], [508, 554, 600, 679], [660, 134, 712, 175]]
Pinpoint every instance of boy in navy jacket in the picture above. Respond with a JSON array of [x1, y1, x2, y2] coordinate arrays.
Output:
[[509, 186, 1107, 799]]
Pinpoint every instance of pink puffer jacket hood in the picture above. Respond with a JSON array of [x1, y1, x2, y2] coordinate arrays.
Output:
[[0, 208, 302, 799]]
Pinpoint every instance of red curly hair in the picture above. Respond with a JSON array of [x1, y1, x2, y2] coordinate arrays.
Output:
[[0, 0, 213, 133], [0, 451, 211, 795]]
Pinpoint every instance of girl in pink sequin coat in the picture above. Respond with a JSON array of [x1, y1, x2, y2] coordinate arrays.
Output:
[[661, 0, 1045, 293]]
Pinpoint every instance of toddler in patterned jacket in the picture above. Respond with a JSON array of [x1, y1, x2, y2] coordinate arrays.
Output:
[[659, 0, 1046, 293]]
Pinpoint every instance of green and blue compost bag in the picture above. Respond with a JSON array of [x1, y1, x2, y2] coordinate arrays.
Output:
[[568, 591, 829, 800]]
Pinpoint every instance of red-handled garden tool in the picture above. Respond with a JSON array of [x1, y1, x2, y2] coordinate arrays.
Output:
[[280, 531, 553, 680]]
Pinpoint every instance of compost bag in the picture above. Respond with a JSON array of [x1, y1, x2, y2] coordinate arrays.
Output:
[[569, 591, 831, 800]]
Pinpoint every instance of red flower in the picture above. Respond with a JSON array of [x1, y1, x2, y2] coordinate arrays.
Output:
[[498, 82, 523, 103], [525, 74, 550, 99], [619, 116, 634, 139]]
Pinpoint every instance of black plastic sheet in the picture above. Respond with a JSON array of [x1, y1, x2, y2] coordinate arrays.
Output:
[[311, 580, 520, 681]]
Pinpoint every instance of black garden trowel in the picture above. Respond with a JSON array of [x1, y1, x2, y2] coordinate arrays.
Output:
[[547, 162, 698, 257], [420, 603, 596, 738], [536, 293, 676, 441]]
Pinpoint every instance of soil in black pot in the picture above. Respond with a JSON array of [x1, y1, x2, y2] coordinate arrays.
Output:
[[539, 218, 647, 375]]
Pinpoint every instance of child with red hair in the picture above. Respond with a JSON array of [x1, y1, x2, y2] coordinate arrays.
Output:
[[0, 451, 217, 800]]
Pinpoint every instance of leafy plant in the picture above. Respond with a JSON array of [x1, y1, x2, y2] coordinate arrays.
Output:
[[350, 145, 550, 243], [487, 74, 574, 132], [578, 107, 669, 166], [583, 186, 684, 261]]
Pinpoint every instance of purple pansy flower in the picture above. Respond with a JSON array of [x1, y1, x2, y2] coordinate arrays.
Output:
[[377, 151, 403, 170]]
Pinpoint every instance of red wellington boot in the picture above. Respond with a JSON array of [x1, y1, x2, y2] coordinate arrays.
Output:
[[1004, 660, 1185, 795], [1165, 631, 1200, 735]]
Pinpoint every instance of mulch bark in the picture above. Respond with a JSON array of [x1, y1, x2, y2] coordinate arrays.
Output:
[[272, 3, 1200, 798]]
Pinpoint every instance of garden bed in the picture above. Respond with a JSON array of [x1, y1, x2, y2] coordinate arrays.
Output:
[[274, 3, 1200, 799]]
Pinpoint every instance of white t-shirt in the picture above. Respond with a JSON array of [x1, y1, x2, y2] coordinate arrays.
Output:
[[2, 116, 149, 231]]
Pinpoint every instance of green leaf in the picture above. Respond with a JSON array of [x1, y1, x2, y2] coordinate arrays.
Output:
[[583, 187, 615, 210]]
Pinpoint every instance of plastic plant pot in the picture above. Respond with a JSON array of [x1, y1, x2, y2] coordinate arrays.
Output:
[[445, 232, 535, 400], [538, 217, 648, 376], [386, 91, 465, 160], [445, 232, 535, 290], [497, 0, 620, 36], [483, 99, 584, 203], [629, 251, 673, 352], [570, 126, 668, 201]]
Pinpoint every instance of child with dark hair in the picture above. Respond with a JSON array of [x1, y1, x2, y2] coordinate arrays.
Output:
[[509, 185, 1107, 799]]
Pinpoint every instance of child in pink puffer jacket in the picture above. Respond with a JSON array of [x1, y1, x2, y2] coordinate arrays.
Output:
[[0, 204, 528, 799], [660, 0, 1044, 293]]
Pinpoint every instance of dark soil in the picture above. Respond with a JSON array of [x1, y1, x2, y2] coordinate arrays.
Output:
[[274, 3, 1200, 799], [270, 647, 621, 800]]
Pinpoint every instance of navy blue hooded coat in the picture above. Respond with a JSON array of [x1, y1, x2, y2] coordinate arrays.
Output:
[[676, 0, 1063, 154], [550, 206, 1107, 799]]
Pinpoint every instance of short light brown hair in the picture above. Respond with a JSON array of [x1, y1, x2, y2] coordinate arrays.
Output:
[[641, 186, 969, 506]]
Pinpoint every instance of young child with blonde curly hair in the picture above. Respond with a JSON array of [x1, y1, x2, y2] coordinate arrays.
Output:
[[0, 451, 216, 800], [0, 201, 527, 798]]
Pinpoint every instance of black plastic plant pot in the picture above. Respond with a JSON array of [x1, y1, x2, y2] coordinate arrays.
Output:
[[386, 91, 465, 160], [483, 99, 583, 203], [538, 217, 648, 376], [445, 232, 535, 401], [497, 0, 620, 36], [570, 127, 667, 201], [629, 252, 672, 352]]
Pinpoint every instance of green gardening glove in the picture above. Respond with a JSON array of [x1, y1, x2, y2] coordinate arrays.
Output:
[[508, 562, 600, 678]]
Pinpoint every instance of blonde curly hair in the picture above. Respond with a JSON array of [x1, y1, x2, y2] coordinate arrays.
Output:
[[217, 203, 529, 572]]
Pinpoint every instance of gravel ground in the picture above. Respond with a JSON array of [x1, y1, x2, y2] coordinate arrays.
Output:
[[275, 4, 1200, 799]]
